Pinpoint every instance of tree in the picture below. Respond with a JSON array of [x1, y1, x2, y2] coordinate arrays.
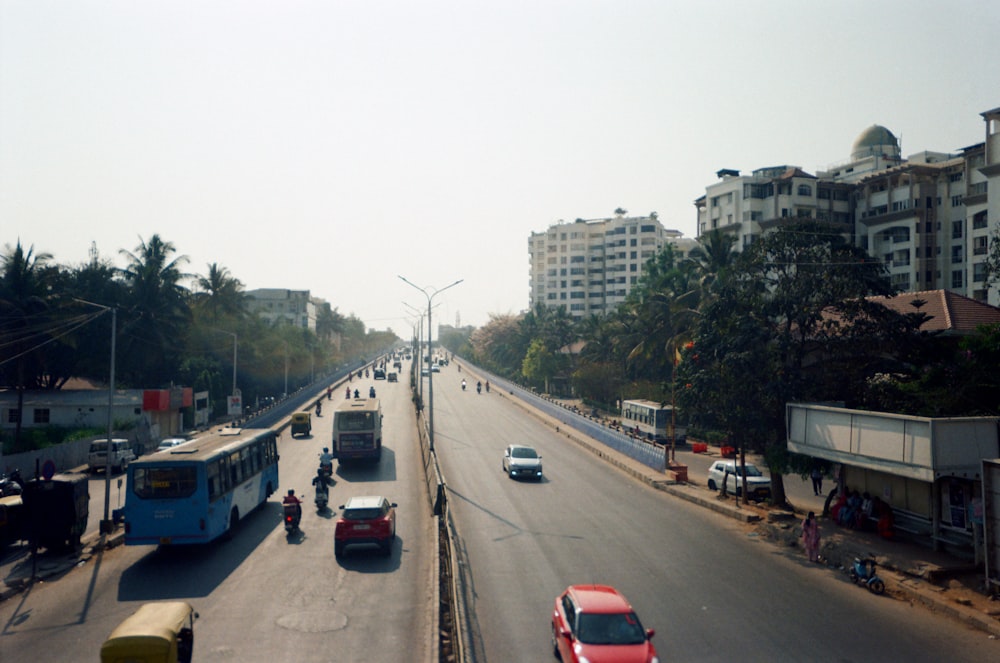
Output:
[[676, 221, 913, 505], [521, 338, 565, 393], [193, 263, 246, 321], [0, 241, 61, 446], [117, 235, 193, 386]]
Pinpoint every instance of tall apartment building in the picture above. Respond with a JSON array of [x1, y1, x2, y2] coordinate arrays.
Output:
[[696, 106, 1000, 306], [528, 214, 696, 319], [245, 288, 317, 331]]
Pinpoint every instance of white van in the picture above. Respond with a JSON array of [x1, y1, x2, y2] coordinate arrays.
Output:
[[88, 439, 135, 474]]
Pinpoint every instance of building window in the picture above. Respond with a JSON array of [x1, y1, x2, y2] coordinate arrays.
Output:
[[33, 408, 50, 424], [973, 211, 988, 229], [974, 236, 988, 255], [952, 220, 963, 239], [951, 247, 963, 264], [951, 195, 963, 207], [6, 409, 19, 424], [951, 270, 964, 288], [973, 263, 987, 283], [797, 184, 812, 196]]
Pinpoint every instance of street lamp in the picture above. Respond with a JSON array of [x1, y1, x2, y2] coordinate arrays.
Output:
[[399, 276, 463, 451], [402, 303, 425, 405], [211, 328, 238, 419], [75, 299, 117, 534]]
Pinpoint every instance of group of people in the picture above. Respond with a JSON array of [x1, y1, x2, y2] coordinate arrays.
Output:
[[831, 488, 895, 539]]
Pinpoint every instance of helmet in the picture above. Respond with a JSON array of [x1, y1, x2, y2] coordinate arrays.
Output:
[[323, 447, 329, 453], [287, 489, 295, 496]]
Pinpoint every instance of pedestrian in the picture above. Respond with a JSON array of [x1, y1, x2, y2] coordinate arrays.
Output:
[[811, 466, 823, 496], [802, 511, 821, 562]]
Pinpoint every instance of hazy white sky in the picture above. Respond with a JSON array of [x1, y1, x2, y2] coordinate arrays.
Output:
[[2, 1, 998, 332]]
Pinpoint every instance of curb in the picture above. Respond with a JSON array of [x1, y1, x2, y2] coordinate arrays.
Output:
[[1, 529, 125, 602]]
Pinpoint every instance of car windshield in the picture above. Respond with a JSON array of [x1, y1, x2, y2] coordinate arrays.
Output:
[[721, 464, 762, 477], [577, 612, 646, 645], [512, 447, 537, 459]]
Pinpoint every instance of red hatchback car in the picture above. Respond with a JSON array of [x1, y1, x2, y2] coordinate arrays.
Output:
[[551, 584, 658, 663], [335, 495, 396, 557]]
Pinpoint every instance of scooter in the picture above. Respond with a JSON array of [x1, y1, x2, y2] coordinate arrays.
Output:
[[461, 380, 467, 391], [283, 503, 302, 534], [315, 486, 328, 511], [849, 556, 886, 595], [0, 469, 24, 496], [315, 401, 322, 417]]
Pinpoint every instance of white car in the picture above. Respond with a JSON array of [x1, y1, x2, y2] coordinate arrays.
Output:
[[707, 460, 771, 501], [156, 438, 189, 453], [502, 444, 543, 480]]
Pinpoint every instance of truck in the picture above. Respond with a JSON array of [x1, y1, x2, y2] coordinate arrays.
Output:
[[22, 473, 90, 550]]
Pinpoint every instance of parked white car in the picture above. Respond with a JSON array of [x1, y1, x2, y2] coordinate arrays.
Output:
[[156, 438, 189, 453], [707, 460, 771, 501], [88, 438, 135, 474]]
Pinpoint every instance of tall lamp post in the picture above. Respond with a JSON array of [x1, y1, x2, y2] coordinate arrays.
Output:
[[212, 328, 238, 420], [75, 299, 117, 534], [399, 276, 463, 451], [402, 303, 426, 406]]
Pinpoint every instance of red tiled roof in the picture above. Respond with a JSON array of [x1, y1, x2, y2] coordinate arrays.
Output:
[[868, 290, 1000, 334]]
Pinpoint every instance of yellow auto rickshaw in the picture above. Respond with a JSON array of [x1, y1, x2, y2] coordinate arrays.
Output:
[[290, 410, 312, 437], [101, 601, 198, 663]]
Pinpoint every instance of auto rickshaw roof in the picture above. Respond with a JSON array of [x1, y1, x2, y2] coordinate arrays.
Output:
[[102, 601, 194, 648]]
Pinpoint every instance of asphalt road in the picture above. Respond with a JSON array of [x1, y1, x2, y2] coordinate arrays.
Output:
[[0, 367, 435, 663], [430, 363, 999, 663]]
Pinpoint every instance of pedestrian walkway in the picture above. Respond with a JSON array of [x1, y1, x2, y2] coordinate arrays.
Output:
[[526, 395, 1000, 637]]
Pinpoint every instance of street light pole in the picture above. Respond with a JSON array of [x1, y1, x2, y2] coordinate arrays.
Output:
[[399, 276, 463, 451]]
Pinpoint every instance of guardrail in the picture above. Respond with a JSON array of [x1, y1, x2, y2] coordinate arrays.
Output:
[[477, 369, 667, 473]]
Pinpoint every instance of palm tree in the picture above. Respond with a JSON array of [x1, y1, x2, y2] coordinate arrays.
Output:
[[193, 262, 246, 321], [117, 235, 193, 386], [0, 241, 59, 445]]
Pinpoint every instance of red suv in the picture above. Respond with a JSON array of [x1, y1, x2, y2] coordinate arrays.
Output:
[[335, 495, 397, 557], [551, 584, 658, 662]]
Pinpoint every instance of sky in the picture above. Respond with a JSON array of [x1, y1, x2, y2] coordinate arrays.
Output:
[[2, 1, 999, 335]]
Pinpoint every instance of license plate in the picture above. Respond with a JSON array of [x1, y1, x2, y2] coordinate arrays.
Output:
[[353, 524, 370, 531]]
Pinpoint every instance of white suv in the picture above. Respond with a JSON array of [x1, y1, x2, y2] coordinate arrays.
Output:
[[707, 460, 771, 501], [88, 438, 135, 474]]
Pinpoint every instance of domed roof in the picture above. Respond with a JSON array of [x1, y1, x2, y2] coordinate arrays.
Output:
[[851, 125, 899, 160]]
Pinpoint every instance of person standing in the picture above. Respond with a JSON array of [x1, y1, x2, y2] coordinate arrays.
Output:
[[802, 511, 821, 562], [811, 466, 823, 495]]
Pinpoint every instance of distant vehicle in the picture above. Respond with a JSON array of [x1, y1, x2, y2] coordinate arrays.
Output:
[[387, 372, 398, 383], [373, 368, 386, 380], [332, 398, 383, 463], [393, 360, 402, 371], [502, 445, 543, 481], [156, 438, 189, 453], [421, 367, 430, 377], [707, 460, 771, 501], [431, 364, 441, 373], [335, 495, 397, 557], [124, 427, 279, 545], [551, 584, 657, 663], [620, 399, 686, 444], [289, 411, 312, 438], [88, 438, 136, 474]]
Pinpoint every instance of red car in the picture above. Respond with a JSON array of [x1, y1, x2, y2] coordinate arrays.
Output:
[[551, 584, 658, 663], [335, 495, 396, 557]]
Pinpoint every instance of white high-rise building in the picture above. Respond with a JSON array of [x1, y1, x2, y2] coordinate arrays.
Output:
[[528, 213, 696, 319], [245, 289, 318, 331], [696, 107, 1000, 306]]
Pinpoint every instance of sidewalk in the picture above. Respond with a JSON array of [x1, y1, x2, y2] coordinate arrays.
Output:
[[526, 395, 1000, 637]]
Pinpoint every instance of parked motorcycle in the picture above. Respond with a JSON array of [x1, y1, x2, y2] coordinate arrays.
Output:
[[849, 556, 886, 595], [0, 469, 24, 496]]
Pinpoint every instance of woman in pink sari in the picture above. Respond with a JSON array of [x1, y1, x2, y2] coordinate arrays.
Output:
[[802, 511, 821, 562]]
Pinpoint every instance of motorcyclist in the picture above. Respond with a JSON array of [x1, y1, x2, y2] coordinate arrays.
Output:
[[319, 447, 333, 470], [312, 467, 332, 498], [327, 386, 332, 400], [461, 379, 467, 390], [282, 489, 303, 522], [346, 386, 352, 399], [369, 386, 376, 398], [476, 381, 482, 394], [315, 400, 322, 416], [354, 389, 360, 399], [485, 380, 490, 393]]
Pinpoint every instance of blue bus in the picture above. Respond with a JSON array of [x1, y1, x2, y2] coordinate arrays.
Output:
[[124, 427, 279, 545]]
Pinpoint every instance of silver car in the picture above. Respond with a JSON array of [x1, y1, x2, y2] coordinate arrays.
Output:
[[707, 460, 771, 501], [502, 444, 543, 480]]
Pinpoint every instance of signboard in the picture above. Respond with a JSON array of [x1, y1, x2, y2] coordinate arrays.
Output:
[[227, 394, 243, 417]]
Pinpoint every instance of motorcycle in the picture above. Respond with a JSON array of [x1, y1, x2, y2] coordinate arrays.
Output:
[[0, 469, 24, 496], [476, 382, 482, 394], [315, 401, 322, 417], [849, 556, 886, 595], [369, 386, 376, 398], [461, 380, 467, 391], [314, 486, 329, 511], [283, 503, 302, 534]]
